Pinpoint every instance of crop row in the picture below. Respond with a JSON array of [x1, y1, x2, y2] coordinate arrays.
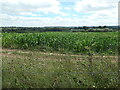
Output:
[[2, 32, 118, 55]]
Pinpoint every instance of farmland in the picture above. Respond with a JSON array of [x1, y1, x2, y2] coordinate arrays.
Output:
[[2, 32, 118, 55], [1, 31, 119, 88], [2, 49, 118, 88]]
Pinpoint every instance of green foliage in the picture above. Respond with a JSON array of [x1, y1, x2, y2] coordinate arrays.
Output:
[[2, 50, 118, 88], [1, 26, 118, 33], [2, 32, 118, 55]]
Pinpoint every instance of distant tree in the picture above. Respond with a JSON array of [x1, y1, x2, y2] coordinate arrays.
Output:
[[74, 27, 78, 29], [103, 25, 107, 28], [78, 27, 82, 29], [98, 26, 102, 28], [83, 26, 88, 31]]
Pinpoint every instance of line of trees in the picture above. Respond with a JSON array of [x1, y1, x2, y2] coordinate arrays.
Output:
[[1, 26, 118, 33]]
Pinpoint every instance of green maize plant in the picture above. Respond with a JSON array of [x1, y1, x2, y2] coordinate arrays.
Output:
[[2, 32, 118, 55]]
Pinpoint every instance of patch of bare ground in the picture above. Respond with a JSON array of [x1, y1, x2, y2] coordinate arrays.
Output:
[[1, 48, 118, 63]]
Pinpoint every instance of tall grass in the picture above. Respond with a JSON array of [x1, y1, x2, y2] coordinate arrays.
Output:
[[2, 51, 118, 88]]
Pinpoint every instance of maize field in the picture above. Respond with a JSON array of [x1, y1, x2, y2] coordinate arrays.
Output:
[[2, 32, 118, 55], [1, 32, 119, 88]]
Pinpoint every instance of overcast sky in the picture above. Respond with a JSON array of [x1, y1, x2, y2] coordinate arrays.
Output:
[[0, 0, 119, 27]]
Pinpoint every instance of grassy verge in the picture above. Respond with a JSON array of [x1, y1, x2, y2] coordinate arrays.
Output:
[[2, 49, 118, 88]]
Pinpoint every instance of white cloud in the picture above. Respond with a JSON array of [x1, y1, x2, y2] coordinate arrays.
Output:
[[0, 0, 118, 26], [74, 0, 118, 12], [1, 11, 118, 27], [73, 14, 77, 17], [74, 0, 118, 26], [1, 14, 92, 27], [1, 0, 65, 16], [58, 0, 78, 3], [64, 7, 71, 10]]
